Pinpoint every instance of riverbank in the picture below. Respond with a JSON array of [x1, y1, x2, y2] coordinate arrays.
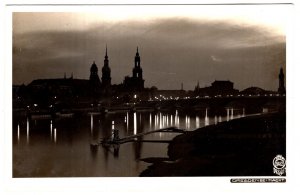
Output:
[[140, 112, 286, 176]]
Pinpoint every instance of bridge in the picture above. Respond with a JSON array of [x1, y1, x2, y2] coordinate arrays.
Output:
[[13, 95, 285, 120], [130, 95, 286, 114], [91, 127, 186, 148]]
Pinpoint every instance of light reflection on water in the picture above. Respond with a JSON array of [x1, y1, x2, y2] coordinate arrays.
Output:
[[196, 116, 200, 128], [90, 115, 93, 133], [134, 112, 137, 135], [26, 118, 29, 144], [50, 120, 53, 141], [13, 108, 245, 177], [126, 112, 129, 132], [54, 128, 57, 143], [205, 109, 209, 126], [17, 124, 20, 143], [149, 113, 152, 129]]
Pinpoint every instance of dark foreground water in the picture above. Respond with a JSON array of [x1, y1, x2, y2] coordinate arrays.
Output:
[[13, 109, 246, 177]]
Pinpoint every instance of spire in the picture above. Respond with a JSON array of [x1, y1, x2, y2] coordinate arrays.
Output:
[[104, 45, 109, 67], [102, 44, 111, 87], [278, 66, 285, 95], [279, 67, 284, 78], [195, 81, 199, 90], [104, 44, 108, 61], [134, 46, 141, 68]]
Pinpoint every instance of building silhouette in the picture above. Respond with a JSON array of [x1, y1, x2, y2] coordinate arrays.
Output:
[[89, 61, 101, 96], [20, 46, 149, 105], [194, 80, 239, 97], [240, 87, 268, 96], [278, 67, 285, 95], [23, 75, 88, 108], [123, 47, 145, 92], [89, 61, 100, 84]]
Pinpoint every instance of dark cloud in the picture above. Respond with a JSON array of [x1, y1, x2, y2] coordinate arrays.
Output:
[[13, 17, 285, 90]]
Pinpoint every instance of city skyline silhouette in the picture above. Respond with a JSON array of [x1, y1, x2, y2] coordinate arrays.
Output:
[[13, 8, 286, 90]]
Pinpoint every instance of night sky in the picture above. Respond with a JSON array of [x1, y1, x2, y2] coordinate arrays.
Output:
[[12, 5, 287, 90]]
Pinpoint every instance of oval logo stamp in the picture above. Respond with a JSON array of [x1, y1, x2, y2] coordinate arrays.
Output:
[[273, 155, 286, 176]]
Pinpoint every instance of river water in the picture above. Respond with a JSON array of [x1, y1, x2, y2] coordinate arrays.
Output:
[[13, 108, 245, 177]]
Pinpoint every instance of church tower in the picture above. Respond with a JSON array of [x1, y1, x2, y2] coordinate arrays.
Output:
[[123, 47, 145, 91], [278, 67, 285, 95], [133, 47, 143, 80], [101, 45, 111, 88]]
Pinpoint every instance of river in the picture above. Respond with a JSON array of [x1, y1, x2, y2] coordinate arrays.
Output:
[[13, 108, 246, 177]]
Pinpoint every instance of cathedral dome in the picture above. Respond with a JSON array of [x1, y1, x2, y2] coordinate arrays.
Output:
[[90, 61, 98, 72]]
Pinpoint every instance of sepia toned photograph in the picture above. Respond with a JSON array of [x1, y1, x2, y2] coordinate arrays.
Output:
[[12, 4, 287, 177]]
